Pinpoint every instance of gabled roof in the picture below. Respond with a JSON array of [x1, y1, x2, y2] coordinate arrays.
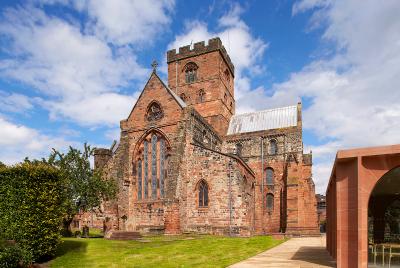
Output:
[[227, 105, 298, 135], [127, 71, 186, 119]]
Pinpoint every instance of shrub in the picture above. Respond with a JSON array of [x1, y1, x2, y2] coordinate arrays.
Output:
[[0, 163, 65, 262], [0, 240, 32, 268]]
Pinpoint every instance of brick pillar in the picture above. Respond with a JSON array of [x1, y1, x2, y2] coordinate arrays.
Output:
[[164, 201, 181, 234]]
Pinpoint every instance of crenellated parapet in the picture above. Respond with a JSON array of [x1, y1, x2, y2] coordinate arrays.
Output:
[[167, 37, 235, 76]]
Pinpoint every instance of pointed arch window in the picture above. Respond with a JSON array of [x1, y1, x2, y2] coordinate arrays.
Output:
[[269, 139, 278, 155], [198, 89, 205, 103], [266, 193, 274, 211], [185, 62, 198, 83], [266, 168, 274, 185], [198, 180, 209, 207]]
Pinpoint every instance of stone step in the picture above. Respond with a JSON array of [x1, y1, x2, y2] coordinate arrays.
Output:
[[108, 231, 142, 240]]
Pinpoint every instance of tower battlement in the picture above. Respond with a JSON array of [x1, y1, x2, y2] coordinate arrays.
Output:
[[167, 37, 235, 76]]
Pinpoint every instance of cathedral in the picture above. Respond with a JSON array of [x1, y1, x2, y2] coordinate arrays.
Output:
[[93, 37, 318, 236]]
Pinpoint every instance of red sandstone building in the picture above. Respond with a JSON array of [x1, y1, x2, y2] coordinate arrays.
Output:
[[326, 144, 400, 267], [93, 37, 318, 236]]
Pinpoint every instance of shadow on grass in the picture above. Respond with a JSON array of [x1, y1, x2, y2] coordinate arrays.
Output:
[[54, 240, 88, 258]]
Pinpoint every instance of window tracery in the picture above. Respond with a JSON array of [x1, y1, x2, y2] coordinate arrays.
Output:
[[144, 141, 148, 198], [146, 102, 163, 121]]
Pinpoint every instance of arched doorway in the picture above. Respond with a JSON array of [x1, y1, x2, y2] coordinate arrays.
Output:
[[368, 167, 400, 267]]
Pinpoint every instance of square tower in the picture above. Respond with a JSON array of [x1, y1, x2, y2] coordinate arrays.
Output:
[[167, 37, 235, 136]]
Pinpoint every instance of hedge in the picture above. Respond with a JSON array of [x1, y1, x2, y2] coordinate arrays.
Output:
[[0, 163, 65, 263]]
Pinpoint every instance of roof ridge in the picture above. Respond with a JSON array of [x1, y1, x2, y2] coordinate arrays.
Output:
[[232, 104, 298, 118]]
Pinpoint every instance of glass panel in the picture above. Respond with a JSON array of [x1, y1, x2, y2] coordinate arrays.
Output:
[[270, 140, 277, 155], [160, 139, 165, 198], [137, 160, 142, 200], [151, 135, 157, 199], [266, 168, 274, 185], [204, 184, 208, 206], [144, 141, 148, 199], [267, 194, 274, 210], [199, 184, 203, 207]]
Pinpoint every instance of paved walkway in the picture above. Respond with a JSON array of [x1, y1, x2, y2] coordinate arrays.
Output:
[[229, 236, 336, 268]]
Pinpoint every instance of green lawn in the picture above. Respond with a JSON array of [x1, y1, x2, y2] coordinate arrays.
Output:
[[50, 235, 285, 268]]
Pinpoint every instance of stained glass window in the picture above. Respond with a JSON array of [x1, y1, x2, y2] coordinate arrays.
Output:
[[144, 141, 148, 199], [137, 160, 142, 200], [160, 139, 165, 198], [199, 180, 208, 207], [266, 168, 274, 185], [266, 194, 274, 211], [151, 135, 157, 199]]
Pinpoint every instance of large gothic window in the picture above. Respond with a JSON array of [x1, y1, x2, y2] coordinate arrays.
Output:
[[269, 139, 278, 155], [185, 62, 198, 83], [266, 168, 274, 185], [198, 180, 209, 207], [151, 135, 157, 199], [137, 160, 142, 200], [266, 193, 274, 211], [135, 131, 169, 201]]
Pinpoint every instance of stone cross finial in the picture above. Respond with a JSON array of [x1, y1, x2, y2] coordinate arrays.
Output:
[[151, 60, 158, 73]]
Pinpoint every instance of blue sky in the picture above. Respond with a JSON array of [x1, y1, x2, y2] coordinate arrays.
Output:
[[0, 0, 399, 193]]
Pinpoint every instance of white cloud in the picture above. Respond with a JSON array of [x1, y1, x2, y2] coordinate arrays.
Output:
[[167, 4, 268, 114], [0, 116, 75, 164], [0, 2, 174, 126], [271, 0, 400, 193], [0, 91, 33, 113], [84, 0, 174, 46]]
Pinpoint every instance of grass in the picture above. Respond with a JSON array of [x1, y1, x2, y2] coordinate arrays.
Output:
[[49, 234, 285, 268]]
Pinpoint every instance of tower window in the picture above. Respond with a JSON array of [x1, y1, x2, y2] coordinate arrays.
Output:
[[224, 93, 227, 103], [198, 180, 209, 207], [198, 89, 205, 103], [184, 62, 198, 83]]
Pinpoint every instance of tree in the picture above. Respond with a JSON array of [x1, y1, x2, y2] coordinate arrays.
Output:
[[0, 162, 5, 169], [49, 143, 117, 235]]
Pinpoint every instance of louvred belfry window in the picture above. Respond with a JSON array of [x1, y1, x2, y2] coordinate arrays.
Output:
[[184, 62, 198, 83]]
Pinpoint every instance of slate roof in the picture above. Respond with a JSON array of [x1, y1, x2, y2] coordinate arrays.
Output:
[[227, 105, 298, 135]]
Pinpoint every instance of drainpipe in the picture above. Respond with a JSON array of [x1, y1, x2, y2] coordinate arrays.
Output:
[[261, 137, 264, 234], [175, 61, 178, 94]]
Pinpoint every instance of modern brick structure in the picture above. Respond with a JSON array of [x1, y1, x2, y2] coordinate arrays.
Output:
[[326, 144, 400, 267], [93, 37, 318, 236]]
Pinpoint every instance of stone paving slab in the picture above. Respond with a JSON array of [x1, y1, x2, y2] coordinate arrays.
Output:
[[229, 236, 336, 268]]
